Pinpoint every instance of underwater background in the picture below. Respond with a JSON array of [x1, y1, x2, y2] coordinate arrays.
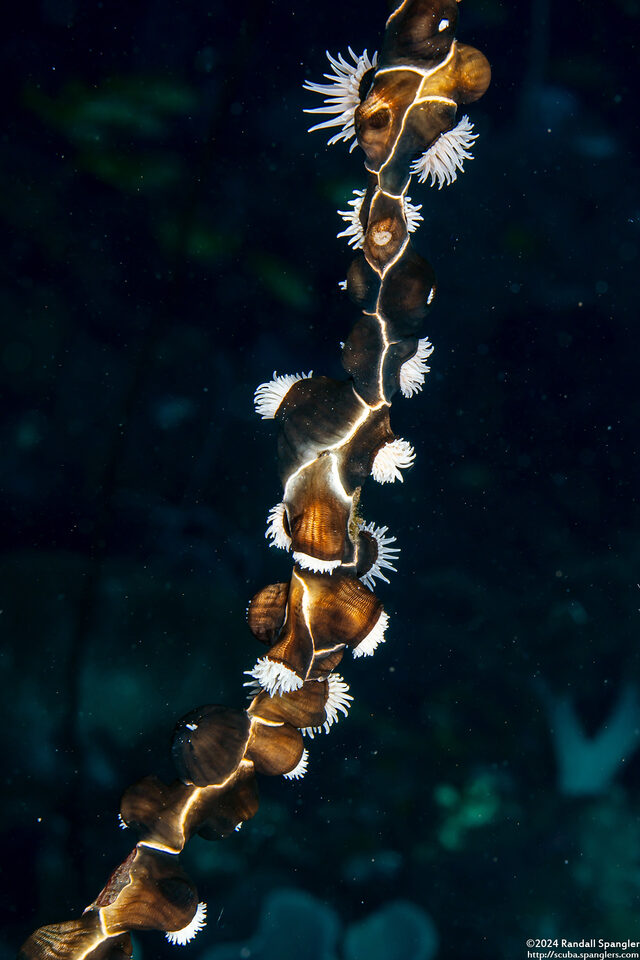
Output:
[[2, 0, 640, 957]]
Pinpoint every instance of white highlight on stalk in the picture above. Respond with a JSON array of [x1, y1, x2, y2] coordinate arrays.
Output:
[[353, 610, 390, 658], [247, 658, 303, 696], [303, 48, 378, 151], [302, 674, 353, 738], [337, 190, 423, 249], [358, 522, 400, 590], [399, 336, 434, 398], [410, 116, 478, 189], [166, 902, 208, 946], [283, 749, 309, 780], [293, 552, 342, 574], [266, 502, 291, 551], [371, 438, 415, 484], [254, 371, 313, 419], [117, 813, 128, 830]]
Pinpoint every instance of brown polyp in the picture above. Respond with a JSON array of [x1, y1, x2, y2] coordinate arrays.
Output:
[[346, 255, 381, 312], [355, 70, 421, 171], [363, 192, 407, 271], [382, 0, 458, 67], [99, 847, 198, 934], [308, 646, 346, 679], [377, 98, 456, 196], [247, 581, 289, 644], [341, 314, 385, 405], [285, 455, 353, 560], [249, 679, 328, 729], [246, 719, 305, 776], [290, 495, 347, 562], [120, 776, 196, 851], [382, 336, 423, 401], [289, 497, 348, 563], [303, 570, 384, 651], [93, 938, 133, 960], [356, 527, 381, 580], [260, 572, 315, 681], [171, 705, 251, 787], [120, 776, 188, 836], [276, 376, 365, 480], [91, 849, 139, 910], [18, 915, 117, 960], [379, 248, 437, 337], [450, 42, 491, 104], [194, 764, 260, 839], [337, 405, 395, 490]]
